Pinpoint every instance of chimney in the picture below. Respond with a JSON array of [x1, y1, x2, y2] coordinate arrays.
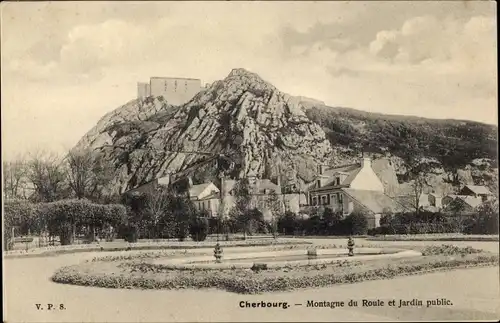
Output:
[[361, 157, 372, 169], [318, 164, 326, 175]]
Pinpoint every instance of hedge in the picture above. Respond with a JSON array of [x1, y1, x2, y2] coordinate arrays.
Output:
[[3, 199, 127, 248]]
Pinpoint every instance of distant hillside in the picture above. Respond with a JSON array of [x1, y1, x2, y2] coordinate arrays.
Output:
[[304, 104, 498, 170]]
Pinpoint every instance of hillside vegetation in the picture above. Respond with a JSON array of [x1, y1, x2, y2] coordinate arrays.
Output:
[[305, 105, 498, 170]]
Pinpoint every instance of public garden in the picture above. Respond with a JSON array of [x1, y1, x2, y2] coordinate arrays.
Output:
[[3, 236, 499, 322], [3, 151, 500, 321]]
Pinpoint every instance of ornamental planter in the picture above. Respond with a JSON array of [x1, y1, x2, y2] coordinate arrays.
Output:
[[214, 243, 223, 263], [347, 237, 355, 256]]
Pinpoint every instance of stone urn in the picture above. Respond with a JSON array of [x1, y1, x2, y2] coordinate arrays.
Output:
[[214, 243, 223, 263], [347, 237, 355, 256], [307, 247, 318, 258]]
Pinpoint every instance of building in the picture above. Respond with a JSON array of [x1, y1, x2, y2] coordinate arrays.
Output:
[[305, 157, 407, 229], [443, 195, 483, 215], [441, 184, 493, 215], [137, 77, 204, 106], [219, 173, 283, 221], [396, 192, 443, 212], [458, 185, 494, 202], [188, 182, 221, 217], [428, 193, 443, 209]]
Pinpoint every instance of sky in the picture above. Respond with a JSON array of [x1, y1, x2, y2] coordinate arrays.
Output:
[[1, 1, 497, 159]]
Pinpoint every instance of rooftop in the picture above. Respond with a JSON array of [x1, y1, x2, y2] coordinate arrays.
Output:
[[464, 185, 492, 196], [310, 163, 361, 190], [342, 188, 408, 214], [189, 183, 214, 198]]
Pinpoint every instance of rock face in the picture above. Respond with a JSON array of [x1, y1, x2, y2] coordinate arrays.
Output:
[[75, 69, 333, 193], [76, 68, 498, 196]]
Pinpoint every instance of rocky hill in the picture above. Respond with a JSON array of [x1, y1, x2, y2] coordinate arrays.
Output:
[[75, 68, 498, 196], [75, 69, 333, 193]]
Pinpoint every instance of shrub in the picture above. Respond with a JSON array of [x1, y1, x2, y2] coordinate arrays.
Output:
[[278, 211, 300, 235], [344, 211, 368, 235], [463, 201, 499, 235], [421, 245, 483, 256], [189, 217, 209, 242], [119, 224, 138, 243], [250, 263, 268, 272], [3, 199, 45, 236]]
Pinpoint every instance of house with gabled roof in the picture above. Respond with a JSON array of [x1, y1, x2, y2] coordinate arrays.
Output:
[[188, 182, 221, 217], [443, 195, 484, 215], [306, 157, 408, 229], [458, 185, 494, 202]]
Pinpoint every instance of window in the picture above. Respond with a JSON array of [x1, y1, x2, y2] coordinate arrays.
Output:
[[164, 81, 168, 91], [321, 195, 328, 205], [317, 180, 321, 188], [336, 177, 341, 186], [338, 193, 343, 203], [312, 197, 318, 206]]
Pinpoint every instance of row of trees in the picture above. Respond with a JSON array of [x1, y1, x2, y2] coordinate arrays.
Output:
[[3, 149, 117, 204]]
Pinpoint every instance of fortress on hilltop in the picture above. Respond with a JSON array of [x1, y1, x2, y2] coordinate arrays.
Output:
[[137, 77, 209, 106]]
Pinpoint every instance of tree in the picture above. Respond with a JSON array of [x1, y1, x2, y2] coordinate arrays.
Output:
[[277, 211, 299, 235], [26, 151, 68, 202], [236, 208, 267, 235], [229, 178, 252, 239], [168, 194, 196, 241], [322, 207, 342, 235], [402, 150, 440, 215], [266, 190, 283, 238], [3, 156, 29, 199], [345, 211, 369, 235], [189, 216, 209, 241], [464, 199, 499, 234], [65, 149, 114, 202], [144, 187, 172, 239]]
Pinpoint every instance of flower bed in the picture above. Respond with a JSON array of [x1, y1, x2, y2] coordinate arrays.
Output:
[[366, 234, 499, 242], [51, 245, 498, 294], [4, 239, 310, 259]]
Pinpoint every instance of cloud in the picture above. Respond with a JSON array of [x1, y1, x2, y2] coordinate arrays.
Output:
[[369, 15, 496, 71], [1, 2, 497, 158]]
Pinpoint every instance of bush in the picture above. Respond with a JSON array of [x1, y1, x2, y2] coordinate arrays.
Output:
[[119, 224, 138, 243], [44, 199, 127, 244], [250, 263, 268, 272], [421, 245, 483, 256], [463, 201, 499, 235], [189, 217, 209, 242], [3, 199, 128, 246], [3, 199, 45, 236], [344, 211, 368, 235], [278, 212, 300, 235]]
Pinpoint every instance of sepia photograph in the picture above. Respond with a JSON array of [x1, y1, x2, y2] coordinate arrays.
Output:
[[1, 1, 498, 322]]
